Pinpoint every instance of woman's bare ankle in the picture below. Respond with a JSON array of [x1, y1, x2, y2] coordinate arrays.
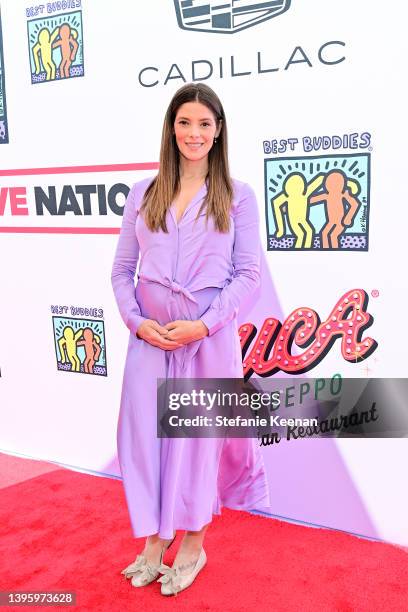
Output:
[[142, 533, 174, 561], [178, 533, 204, 554]]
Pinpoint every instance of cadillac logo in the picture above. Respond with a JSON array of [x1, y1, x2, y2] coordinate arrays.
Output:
[[173, 0, 291, 34]]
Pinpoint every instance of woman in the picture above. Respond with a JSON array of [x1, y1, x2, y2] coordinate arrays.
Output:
[[111, 82, 270, 596]]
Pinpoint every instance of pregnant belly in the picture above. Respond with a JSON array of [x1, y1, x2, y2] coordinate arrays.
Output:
[[135, 280, 221, 324]]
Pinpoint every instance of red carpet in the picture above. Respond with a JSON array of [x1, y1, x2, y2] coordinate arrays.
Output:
[[0, 452, 407, 611]]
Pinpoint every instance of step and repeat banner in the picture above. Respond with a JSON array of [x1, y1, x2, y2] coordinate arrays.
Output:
[[1, 1, 407, 545]]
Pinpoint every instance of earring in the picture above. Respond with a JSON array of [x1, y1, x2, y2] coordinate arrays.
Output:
[[214, 138, 217, 144]]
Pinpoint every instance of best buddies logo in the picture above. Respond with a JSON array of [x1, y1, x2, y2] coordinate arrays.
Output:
[[263, 132, 371, 251], [51, 304, 107, 376], [26, 1, 84, 84]]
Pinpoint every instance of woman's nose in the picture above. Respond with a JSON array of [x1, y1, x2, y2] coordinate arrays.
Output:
[[189, 125, 201, 137]]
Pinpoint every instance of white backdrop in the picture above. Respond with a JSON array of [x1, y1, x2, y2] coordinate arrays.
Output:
[[1, 0, 407, 545]]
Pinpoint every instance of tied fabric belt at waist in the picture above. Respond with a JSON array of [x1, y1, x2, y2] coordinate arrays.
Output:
[[138, 274, 198, 304]]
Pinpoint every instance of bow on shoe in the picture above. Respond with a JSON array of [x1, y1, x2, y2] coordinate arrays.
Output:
[[121, 554, 147, 577], [157, 563, 183, 595], [121, 554, 158, 581], [135, 563, 160, 585]]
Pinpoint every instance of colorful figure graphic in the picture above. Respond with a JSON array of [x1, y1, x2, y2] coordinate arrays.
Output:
[[265, 154, 370, 251], [32, 27, 60, 81], [76, 328, 102, 373], [27, 10, 84, 84], [53, 316, 107, 376], [308, 170, 362, 249], [52, 24, 79, 79], [58, 325, 83, 371], [272, 173, 325, 248]]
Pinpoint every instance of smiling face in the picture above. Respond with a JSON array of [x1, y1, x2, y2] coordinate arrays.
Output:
[[173, 101, 221, 163]]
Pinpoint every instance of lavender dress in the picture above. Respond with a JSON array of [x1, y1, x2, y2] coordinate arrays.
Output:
[[111, 176, 270, 539]]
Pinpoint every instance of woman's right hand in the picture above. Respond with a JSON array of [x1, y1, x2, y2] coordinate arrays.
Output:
[[136, 319, 184, 350]]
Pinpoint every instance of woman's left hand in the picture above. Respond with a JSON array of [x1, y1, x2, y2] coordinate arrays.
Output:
[[163, 320, 209, 344]]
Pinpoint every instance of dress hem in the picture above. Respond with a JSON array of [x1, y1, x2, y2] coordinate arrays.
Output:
[[129, 489, 271, 540]]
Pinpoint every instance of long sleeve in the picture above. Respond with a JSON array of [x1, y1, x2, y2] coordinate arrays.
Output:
[[199, 182, 261, 336], [111, 182, 147, 336]]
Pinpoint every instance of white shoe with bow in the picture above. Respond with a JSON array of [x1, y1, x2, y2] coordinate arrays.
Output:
[[157, 547, 207, 596], [121, 535, 176, 588]]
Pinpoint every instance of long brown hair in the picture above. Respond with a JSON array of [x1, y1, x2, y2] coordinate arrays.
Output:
[[140, 83, 234, 233]]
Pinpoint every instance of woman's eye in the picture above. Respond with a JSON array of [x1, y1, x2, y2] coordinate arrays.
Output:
[[178, 121, 210, 127]]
